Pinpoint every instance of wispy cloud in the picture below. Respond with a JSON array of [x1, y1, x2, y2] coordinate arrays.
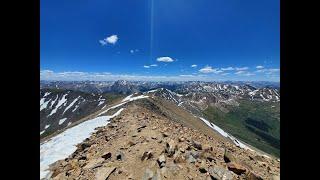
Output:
[[179, 74, 195, 77], [235, 67, 249, 71], [199, 66, 223, 74], [99, 35, 118, 45], [221, 67, 234, 71], [143, 65, 150, 68], [221, 73, 230, 76], [199, 65, 216, 73], [255, 68, 279, 74], [235, 71, 255, 76], [235, 71, 245, 75], [256, 65, 264, 69], [191, 64, 197, 68], [157, 57, 174, 62], [150, 64, 158, 67], [130, 50, 134, 53]]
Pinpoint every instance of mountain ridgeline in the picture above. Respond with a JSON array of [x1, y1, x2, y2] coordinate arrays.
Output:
[[40, 80, 280, 157]]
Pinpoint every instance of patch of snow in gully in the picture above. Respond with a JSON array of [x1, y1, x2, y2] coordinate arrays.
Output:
[[40, 99, 51, 111], [199, 117, 252, 150], [45, 125, 50, 129], [98, 100, 105, 106], [58, 118, 68, 125], [146, 89, 159, 93], [43, 92, 51, 97], [48, 94, 68, 117], [99, 94, 148, 116], [40, 98, 45, 106], [40, 108, 124, 179], [63, 96, 80, 114], [121, 94, 133, 102]]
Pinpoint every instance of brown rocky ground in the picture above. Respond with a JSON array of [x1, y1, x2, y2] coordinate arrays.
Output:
[[49, 103, 280, 180]]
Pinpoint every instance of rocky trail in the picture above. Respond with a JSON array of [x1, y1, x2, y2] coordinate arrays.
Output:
[[48, 102, 280, 180]]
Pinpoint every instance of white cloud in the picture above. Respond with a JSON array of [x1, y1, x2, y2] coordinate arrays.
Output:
[[191, 64, 197, 68], [256, 65, 264, 69], [221, 67, 234, 71], [179, 74, 194, 77], [235, 71, 245, 75], [130, 50, 134, 53], [255, 68, 279, 74], [221, 73, 230, 76], [235, 67, 249, 71], [99, 40, 107, 46], [244, 72, 255, 76], [143, 65, 150, 68], [235, 71, 255, 76], [105, 35, 118, 44], [214, 70, 224, 74], [150, 64, 158, 67], [199, 66, 216, 73], [99, 35, 118, 45], [157, 57, 174, 62]]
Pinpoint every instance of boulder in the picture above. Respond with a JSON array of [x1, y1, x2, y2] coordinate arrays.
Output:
[[208, 166, 234, 180], [165, 139, 177, 156], [173, 151, 186, 163], [101, 152, 112, 160], [95, 167, 116, 180], [186, 152, 196, 164], [192, 141, 202, 150], [162, 132, 169, 138], [83, 158, 104, 170], [199, 160, 208, 173], [116, 151, 125, 161], [227, 162, 247, 175], [246, 171, 263, 180], [141, 151, 153, 161], [157, 154, 166, 168], [142, 168, 154, 180], [224, 149, 236, 163]]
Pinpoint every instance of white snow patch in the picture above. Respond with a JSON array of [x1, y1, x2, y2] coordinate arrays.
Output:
[[50, 95, 59, 108], [43, 92, 51, 97], [40, 99, 51, 111], [67, 122, 72, 126], [146, 89, 159, 93], [63, 96, 80, 114], [40, 108, 124, 179], [199, 117, 252, 150], [98, 95, 148, 116], [72, 105, 79, 112], [48, 94, 68, 117], [58, 118, 68, 125], [121, 94, 133, 102], [260, 94, 269, 101], [249, 90, 259, 96], [40, 130, 45, 135], [40, 98, 45, 106], [98, 100, 105, 106], [45, 125, 50, 129]]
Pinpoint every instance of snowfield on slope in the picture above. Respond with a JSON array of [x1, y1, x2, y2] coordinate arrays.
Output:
[[40, 94, 149, 179], [40, 108, 124, 179], [199, 117, 252, 150]]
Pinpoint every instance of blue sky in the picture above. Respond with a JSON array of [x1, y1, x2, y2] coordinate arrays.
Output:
[[40, 0, 280, 82]]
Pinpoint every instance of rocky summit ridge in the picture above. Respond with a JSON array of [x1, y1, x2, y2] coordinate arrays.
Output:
[[47, 100, 280, 180]]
